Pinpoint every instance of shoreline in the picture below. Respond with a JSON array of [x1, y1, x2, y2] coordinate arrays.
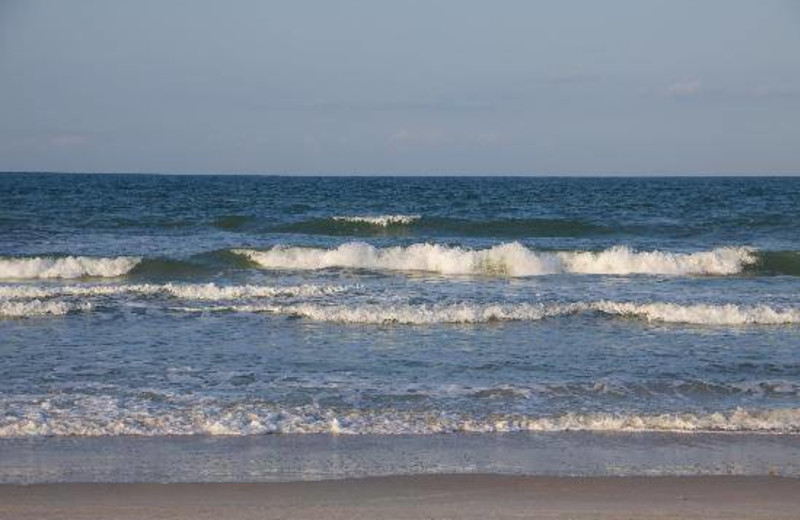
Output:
[[3, 431, 799, 483], [2, 475, 798, 519], [3, 433, 798, 519]]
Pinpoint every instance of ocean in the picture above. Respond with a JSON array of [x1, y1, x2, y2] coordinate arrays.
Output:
[[1, 173, 799, 480]]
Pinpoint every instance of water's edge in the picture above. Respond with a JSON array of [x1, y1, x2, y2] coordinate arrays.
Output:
[[1, 432, 798, 483]]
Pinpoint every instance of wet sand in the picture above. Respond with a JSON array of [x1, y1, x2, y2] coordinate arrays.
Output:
[[1, 475, 798, 520]]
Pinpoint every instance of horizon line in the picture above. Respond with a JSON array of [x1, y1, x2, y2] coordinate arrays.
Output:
[[2, 171, 800, 178]]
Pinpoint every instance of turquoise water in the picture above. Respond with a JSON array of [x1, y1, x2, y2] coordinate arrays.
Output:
[[1, 174, 799, 436]]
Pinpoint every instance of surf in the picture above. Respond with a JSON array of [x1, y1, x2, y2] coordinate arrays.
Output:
[[234, 243, 758, 277], [0, 256, 141, 279]]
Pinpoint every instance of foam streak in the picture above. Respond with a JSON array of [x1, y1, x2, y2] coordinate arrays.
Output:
[[0, 398, 797, 436], [0, 283, 353, 300], [172, 301, 800, 326]]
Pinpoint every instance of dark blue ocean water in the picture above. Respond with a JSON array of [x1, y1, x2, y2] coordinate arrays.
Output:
[[1, 173, 799, 437]]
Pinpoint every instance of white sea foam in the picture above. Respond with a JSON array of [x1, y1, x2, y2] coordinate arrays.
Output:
[[172, 301, 800, 326], [594, 301, 800, 325], [0, 299, 92, 318], [2, 280, 795, 326], [158, 283, 351, 300], [0, 282, 353, 300], [0, 397, 797, 436], [0, 256, 141, 279], [232, 302, 575, 324], [331, 214, 421, 226], [234, 243, 756, 276]]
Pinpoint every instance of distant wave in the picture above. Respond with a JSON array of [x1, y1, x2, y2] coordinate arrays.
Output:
[[272, 215, 420, 236], [234, 243, 757, 277], [273, 216, 609, 237], [0, 256, 141, 279], [177, 302, 572, 324], [0, 282, 354, 300], [1, 398, 797, 436], [332, 214, 421, 226], [173, 301, 800, 326]]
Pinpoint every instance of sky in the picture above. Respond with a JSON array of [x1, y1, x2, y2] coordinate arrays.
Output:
[[1, 0, 799, 175]]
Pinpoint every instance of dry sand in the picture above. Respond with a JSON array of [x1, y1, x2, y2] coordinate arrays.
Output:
[[1, 474, 798, 520]]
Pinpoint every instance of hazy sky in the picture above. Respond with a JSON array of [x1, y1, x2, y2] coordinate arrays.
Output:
[[1, 0, 799, 175]]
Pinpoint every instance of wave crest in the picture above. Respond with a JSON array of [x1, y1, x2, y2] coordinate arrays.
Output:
[[0, 282, 353, 300], [0, 256, 141, 279], [0, 299, 92, 318], [234, 243, 757, 277], [172, 301, 800, 326], [331, 214, 420, 226], [259, 302, 569, 324], [595, 301, 800, 325], [1, 398, 797, 436]]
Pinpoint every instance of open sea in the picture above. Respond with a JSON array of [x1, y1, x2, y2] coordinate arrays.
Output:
[[1, 173, 799, 481]]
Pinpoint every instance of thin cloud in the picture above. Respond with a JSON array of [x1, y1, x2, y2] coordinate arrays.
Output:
[[665, 80, 704, 98]]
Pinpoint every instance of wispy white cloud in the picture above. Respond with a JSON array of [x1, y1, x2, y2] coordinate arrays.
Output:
[[664, 79, 704, 98]]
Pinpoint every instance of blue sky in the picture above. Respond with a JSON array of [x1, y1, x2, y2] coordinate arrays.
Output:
[[1, 0, 799, 175]]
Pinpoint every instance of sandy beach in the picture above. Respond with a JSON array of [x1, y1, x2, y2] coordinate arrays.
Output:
[[1, 475, 798, 520]]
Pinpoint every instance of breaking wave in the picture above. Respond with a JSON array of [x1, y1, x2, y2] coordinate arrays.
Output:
[[0, 299, 92, 318], [172, 301, 800, 326], [234, 243, 757, 276], [2, 247, 796, 280], [594, 301, 800, 325], [180, 302, 573, 324], [0, 256, 141, 279], [1, 398, 797, 436], [332, 214, 420, 226]]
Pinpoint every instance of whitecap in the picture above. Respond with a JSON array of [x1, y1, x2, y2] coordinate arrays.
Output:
[[0, 256, 141, 279], [0, 282, 353, 300], [0, 299, 92, 318], [0, 397, 797, 436], [171, 301, 800, 326], [331, 214, 421, 226], [234, 243, 756, 277]]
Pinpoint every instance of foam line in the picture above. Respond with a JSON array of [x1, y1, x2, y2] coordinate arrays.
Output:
[[234, 243, 756, 276], [0, 256, 141, 279], [0, 399, 796, 436], [0, 299, 92, 318], [0, 283, 353, 300], [172, 301, 800, 326]]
